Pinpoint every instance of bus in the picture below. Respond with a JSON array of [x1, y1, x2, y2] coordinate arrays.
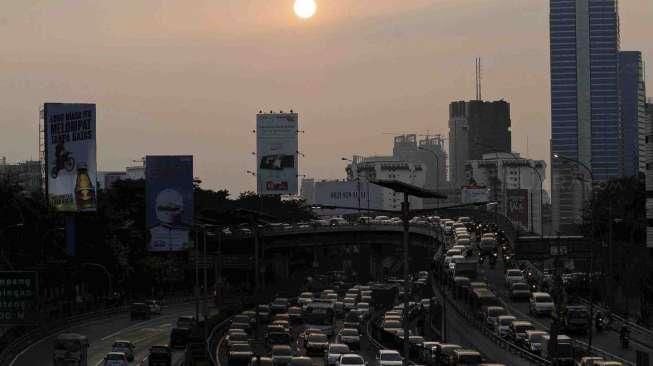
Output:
[[53, 333, 89, 366], [302, 300, 335, 336]]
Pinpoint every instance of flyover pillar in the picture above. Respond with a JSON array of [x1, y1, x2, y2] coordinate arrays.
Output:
[[370, 245, 384, 281]]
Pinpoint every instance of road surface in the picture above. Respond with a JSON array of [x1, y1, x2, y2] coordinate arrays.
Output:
[[12, 302, 202, 366]]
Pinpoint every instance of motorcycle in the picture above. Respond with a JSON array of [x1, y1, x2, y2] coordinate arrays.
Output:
[[595, 313, 605, 332]]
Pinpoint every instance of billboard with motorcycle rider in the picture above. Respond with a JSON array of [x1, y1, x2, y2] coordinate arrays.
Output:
[[44, 103, 97, 212]]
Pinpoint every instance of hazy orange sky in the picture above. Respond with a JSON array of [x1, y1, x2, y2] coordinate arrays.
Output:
[[1, 1, 651, 193]]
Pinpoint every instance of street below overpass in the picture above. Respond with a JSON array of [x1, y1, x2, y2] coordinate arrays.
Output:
[[11, 302, 204, 366], [432, 278, 536, 365], [480, 259, 651, 364]]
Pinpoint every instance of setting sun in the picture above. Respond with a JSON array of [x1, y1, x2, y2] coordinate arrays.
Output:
[[293, 0, 316, 19]]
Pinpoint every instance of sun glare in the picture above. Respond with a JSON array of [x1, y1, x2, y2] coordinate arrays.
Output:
[[294, 0, 316, 19]]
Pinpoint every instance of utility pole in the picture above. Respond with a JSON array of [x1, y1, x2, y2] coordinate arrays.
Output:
[[203, 226, 209, 339], [401, 193, 410, 366], [194, 229, 199, 321]]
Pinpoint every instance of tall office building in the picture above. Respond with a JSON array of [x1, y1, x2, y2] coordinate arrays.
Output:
[[448, 100, 511, 188], [646, 102, 653, 248], [618, 51, 647, 176], [550, 0, 620, 233]]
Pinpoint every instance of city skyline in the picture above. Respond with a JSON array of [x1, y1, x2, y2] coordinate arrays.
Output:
[[1, 1, 651, 193]]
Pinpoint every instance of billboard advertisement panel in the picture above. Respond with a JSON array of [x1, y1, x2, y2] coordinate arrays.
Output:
[[313, 180, 383, 216], [506, 189, 529, 230], [461, 186, 490, 204], [256, 113, 298, 195], [0, 271, 38, 325], [44, 103, 97, 211], [146, 156, 194, 252]]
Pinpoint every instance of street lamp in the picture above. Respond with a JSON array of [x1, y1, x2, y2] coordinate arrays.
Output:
[[370, 179, 445, 365], [552, 153, 595, 352]]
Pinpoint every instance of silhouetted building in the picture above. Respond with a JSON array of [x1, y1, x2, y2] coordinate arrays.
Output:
[[550, 0, 621, 233], [0, 158, 42, 193], [448, 100, 511, 188]]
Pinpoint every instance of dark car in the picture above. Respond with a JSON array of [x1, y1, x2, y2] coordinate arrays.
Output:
[[131, 302, 151, 320], [170, 327, 190, 349], [304, 333, 329, 356], [229, 343, 254, 366], [148, 345, 171, 366]]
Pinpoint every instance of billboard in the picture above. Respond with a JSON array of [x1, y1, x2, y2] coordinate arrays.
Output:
[[44, 103, 97, 211], [314, 180, 382, 216], [256, 113, 298, 195], [461, 186, 490, 204], [146, 156, 194, 252], [0, 271, 38, 325], [506, 189, 529, 230]]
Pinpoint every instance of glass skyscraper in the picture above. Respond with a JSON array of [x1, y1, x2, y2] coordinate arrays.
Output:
[[550, 0, 620, 233], [619, 51, 647, 177]]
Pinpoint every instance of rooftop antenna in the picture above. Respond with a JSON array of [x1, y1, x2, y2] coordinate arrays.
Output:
[[475, 57, 483, 101]]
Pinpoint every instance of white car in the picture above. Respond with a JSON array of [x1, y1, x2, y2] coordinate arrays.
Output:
[[325, 343, 350, 366], [103, 352, 128, 366], [505, 269, 525, 287], [338, 353, 365, 366], [377, 349, 402, 366], [111, 341, 134, 361], [298, 292, 314, 306], [529, 292, 555, 316]]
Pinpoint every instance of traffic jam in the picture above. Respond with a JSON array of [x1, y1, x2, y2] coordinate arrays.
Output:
[[435, 216, 629, 366]]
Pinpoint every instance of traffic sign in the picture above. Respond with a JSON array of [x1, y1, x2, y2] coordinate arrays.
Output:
[[0, 271, 39, 325]]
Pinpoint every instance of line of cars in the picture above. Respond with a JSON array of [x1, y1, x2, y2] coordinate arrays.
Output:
[[435, 217, 567, 365], [224, 284, 376, 366], [438, 218, 625, 366], [375, 278, 503, 366]]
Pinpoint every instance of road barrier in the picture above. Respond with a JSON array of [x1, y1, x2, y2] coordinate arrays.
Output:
[[432, 275, 552, 366]]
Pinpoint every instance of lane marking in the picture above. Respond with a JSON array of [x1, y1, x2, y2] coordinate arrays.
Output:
[[101, 313, 183, 341]]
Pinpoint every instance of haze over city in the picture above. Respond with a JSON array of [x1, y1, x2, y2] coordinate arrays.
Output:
[[1, 0, 652, 192]]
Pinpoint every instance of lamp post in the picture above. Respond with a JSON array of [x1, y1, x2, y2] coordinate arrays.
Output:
[[369, 180, 446, 366], [552, 153, 595, 352]]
